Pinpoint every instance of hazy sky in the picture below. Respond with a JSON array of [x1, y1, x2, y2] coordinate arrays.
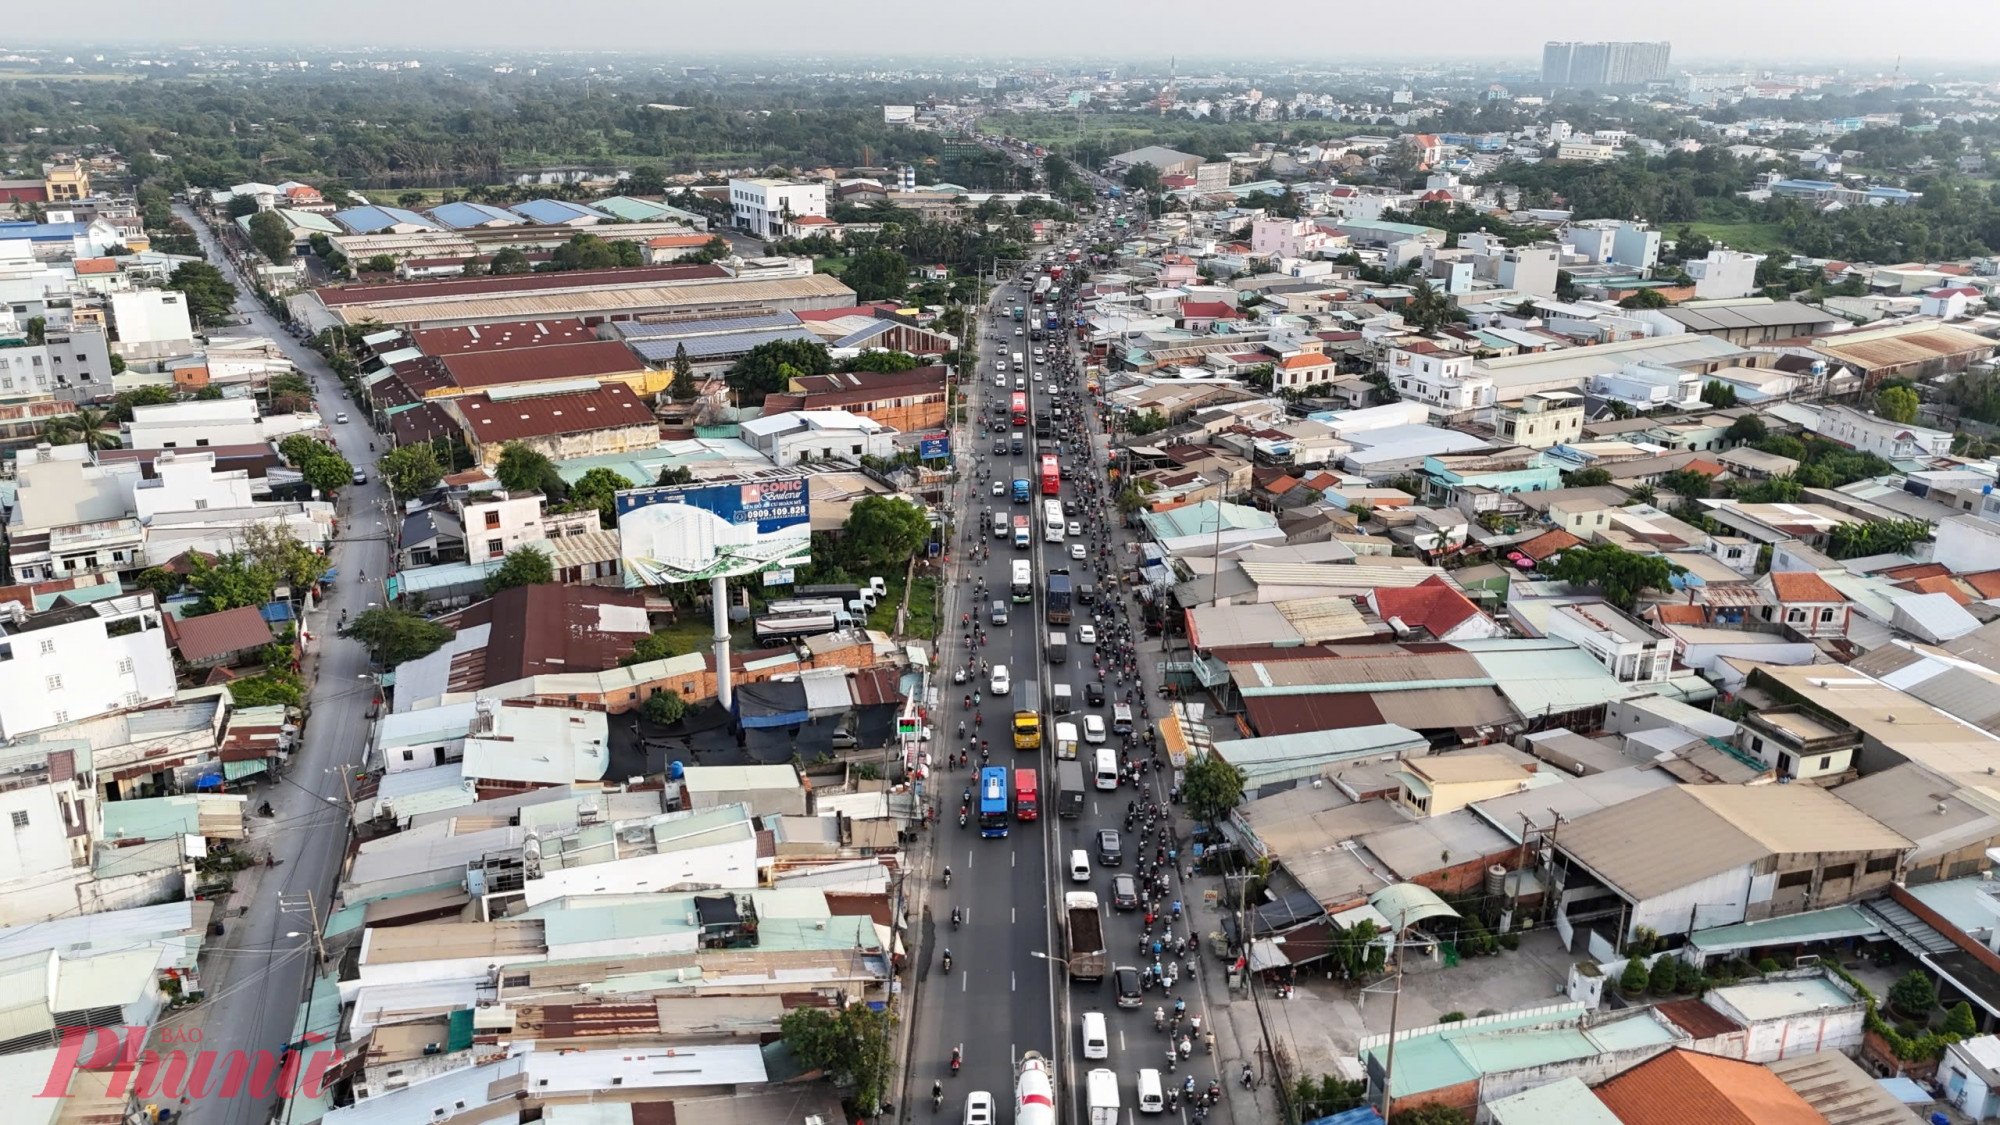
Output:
[[13, 0, 2000, 67]]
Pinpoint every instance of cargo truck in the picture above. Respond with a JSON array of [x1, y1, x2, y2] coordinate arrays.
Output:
[[1086, 1070, 1120, 1125], [1063, 891, 1107, 980], [1017, 1053, 1056, 1125], [1048, 630, 1068, 664], [1012, 478, 1031, 503], [1013, 682, 1042, 751], [1054, 720, 1079, 762], [1013, 515, 1031, 549], [1045, 569, 1072, 625], [1056, 758, 1086, 817], [1051, 682, 1073, 714]]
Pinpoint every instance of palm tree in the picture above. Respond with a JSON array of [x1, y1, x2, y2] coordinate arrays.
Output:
[[41, 406, 120, 451], [1627, 485, 1656, 506]]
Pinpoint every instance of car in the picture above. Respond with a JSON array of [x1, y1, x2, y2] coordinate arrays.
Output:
[[995, 359, 1008, 373], [1070, 542, 1086, 560], [991, 480, 1005, 496], [996, 373, 1007, 388], [1114, 965, 1144, 1007], [1034, 369, 1043, 382], [1078, 624, 1096, 644], [991, 664, 1011, 695], [993, 438, 1007, 454], [1086, 681, 1106, 707], [1015, 328, 1024, 337], [1097, 829, 1123, 867], [1082, 713, 1106, 743], [1014, 376, 1025, 390], [1111, 873, 1139, 910], [1067, 521, 1082, 537], [1069, 849, 1091, 882], [351, 471, 367, 485], [963, 1091, 996, 1125], [333, 412, 349, 424]]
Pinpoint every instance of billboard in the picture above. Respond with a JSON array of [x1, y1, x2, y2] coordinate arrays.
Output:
[[883, 105, 916, 126], [615, 474, 811, 586], [919, 434, 950, 460]]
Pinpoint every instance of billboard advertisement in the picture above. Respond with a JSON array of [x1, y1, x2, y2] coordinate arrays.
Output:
[[883, 105, 916, 125], [615, 474, 811, 586], [919, 434, 950, 460]]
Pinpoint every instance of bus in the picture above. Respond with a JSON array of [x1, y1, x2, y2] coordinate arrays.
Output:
[[1040, 454, 1060, 497], [1033, 276, 1052, 304], [1010, 392, 1029, 427], [1014, 768, 1039, 821], [978, 766, 1010, 838], [1011, 559, 1033, 602], [1043, 498, 1066, 543]]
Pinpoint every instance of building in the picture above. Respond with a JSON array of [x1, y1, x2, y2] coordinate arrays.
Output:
[[1657, 300, 1840, 346], [761, 365, 949, 433], [1556, 140, 1620, 164], [0, 325, 114, 402], [1386, 342, 1487, 414], [446, 382, 659, 469], [1544, 602, 1673, 684], [1809, 403, 1953, 460], [42, 162, 90, 203], [1735, 707, 1859, 783], [1394, 753, 1537, 818], [107, 290, 197, 360], [0, 594, 177, 740], [1595, 1048, 1828, 1125], [737, 410, 897, 468], [123, 398, 315, 452], [1939, 1036, 2000, 1120], [1542, 41, 1673, 87], [1498, 391, 1584, 449], [1684, 250, 1764, 301], [1106, 146, 1203, 179], [1562, 220, 1660, 271], [1755, 570, 1852, 639], [728, 179, 826, 239]]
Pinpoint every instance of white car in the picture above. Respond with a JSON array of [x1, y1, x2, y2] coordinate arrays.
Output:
[[1015, 328, 1024, 337], [1015, 376, 1025, 390], [963, 1091, 996, 1125], [1069, 849, 1092, 882], [1034, 369, 1043, 382], [991, 664, 1011, 696], [992, 480, 1005, 496], [1067, 521, 1081, 537], [995, 373, 1007, 388], [1083, 713, 1106, 743], [1070, 542, 1086, 560], [1078, 624, 1097, 644]]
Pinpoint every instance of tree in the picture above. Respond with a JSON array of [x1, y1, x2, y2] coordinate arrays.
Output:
[[1181, 753, 1247, 825], [1826, 518, 1933, 560], [24, 315, 46, 345], [1876, 384, 1920, 425], [489, 247, 532, 275], [669, 342, 698, 399], [248, 209, 293, 262], [361, 254, 396, 273], [1122, 162, 1163, 194], [569, 467, 633, 528], [166, 261, 239, 327], [1724, 415, 1767, 445], [1699, 380, 1740, 408], [1117, 479, 1159, 514], [626, 165, 667, 197], [1565, 467, 1613, 487], [726, 338, 833, 405], [41, 406, 120, 451], [340, 607, 453, 666], [1617, 288, 1670, 309], [135, 566, 184, 602], [459, 255, 486, 277], [779, 1004, 895, 1115], [242, 522, 329, 593], [656, 464, 696, 487], [1659, 468, 1716, 502], [839, 495, 930, 571], [1548, 543, 1681, 610], [281, 434, 354, 495], [184, 552, 277, 616], [485, 546, 553, 595], [1734, 474, 1803, 504], [1401, 279, 1463, 333], [1944, 1001, 1979, 1039], [224, 194, 260, 219], [641, 690, 687, 725], [1619, 957, 1651, 996], [1124, 410, 1168, 436], [842, 246, 911, 301], [377, 443, 445, 501], [837, 350, 921, 373], [494, 442, 566, 498], [622, 631, 681, 667], [1889, 969, 1937, 1018]]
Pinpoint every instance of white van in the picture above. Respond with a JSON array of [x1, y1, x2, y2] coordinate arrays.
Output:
[[1012, 351, 1024, 367], [1093, 747, 1118, 791], [1080, 1011, 1108, 1060], [1086, 1069, 1120, 1125], [1069, 849, 1092, 882], [1136, 1069, 1164, 1114]]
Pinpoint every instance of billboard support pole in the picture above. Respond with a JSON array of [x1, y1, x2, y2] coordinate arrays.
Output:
[[712, 575, 734, 711]]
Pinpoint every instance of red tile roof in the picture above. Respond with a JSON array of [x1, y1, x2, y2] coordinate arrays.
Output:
[[1179, 301, 1240, 320], [1768, 571, 1845, 603], [1963, 571, 2000, 599], [443, 584, 651, 688], [1682, 458, 1726, 477], [1652, 604, 1706, 626], [439, 340, 641, 390], [454, 382, 654, 444], [73, 257, 118, 276], [168, 605, 275, 663], [1901, 575, 1973, 605], [646, 234, 714, 247], [1371, 576, 1486, 639], [1880, 562, 1949, 581], [1279, 352, 1333, 369], [1517, 528, 1582, 561], [1594, 1049, 1825, 1125], [1652, 999, 1744, 1041]]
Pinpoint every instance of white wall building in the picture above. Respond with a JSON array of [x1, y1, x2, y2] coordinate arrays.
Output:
[[728, 179, 827, 239], [1545, 602, 1674, 684], [129, 450, 258, 521], [0, 594, 177, 740], [456, 490, 598, 563], [0, 745, 98, 925], [1385, 344, 1492, 413], [738, 409, 897, 467], [123, 398, 315, 451], [1562, 220, 1659, 271], [1590, 362, 1702, 412], [1934, 515, 2000, 575], [108, 290, 197, 359], [1809, 403, 1953, 461], [1685, 249, 1764, 300]]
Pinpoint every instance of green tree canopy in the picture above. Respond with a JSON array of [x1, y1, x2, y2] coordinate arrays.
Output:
[[485, 546, 553, 595], [1565, 467, 1613, 487], [569, 467, 633, 528], [842, 246, 911, 302], [837, 350, 921, 373], [622, 631, 682, 667], [41, 405, 121, 451], [839, 495, 931, 571], [241, 522, 330, 593], [1725, 415, 1767, 445], [340, 607, 454, 666], [625, 165, 667, 196], [166, 261, 239, 327], [493, 442, 568, 499], [248, 209, 293, 262], [1700, 380, 1740, 407], [1617, 288, 1670, 309], [184, 552, 277, 616], [279, 434, 354, 495], [377, 443, 446, 501], [488, 247, 532, 275], [641, 690, 687, 725], [779, 1004, 894, 1115], [1124, 409, 1168, 436], [1827, 518, 1933, 560], [1182, 753, 1247, 825], [669, 342, 698, 400], [725, 339, 833, 405], [1876, 385, 1920, 425], [1122, 162, 1163, 194], [1548, 543, 1682, 609], [550, 232, 641, 271]]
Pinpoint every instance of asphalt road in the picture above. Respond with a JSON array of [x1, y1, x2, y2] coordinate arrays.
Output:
[[157, 205, 394, 1125], [915, 206, 1226, 1125]]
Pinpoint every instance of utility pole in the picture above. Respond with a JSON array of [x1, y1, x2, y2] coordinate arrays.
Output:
[[1377, 907, 1411, 1123], [278, 890, 327, 1125]]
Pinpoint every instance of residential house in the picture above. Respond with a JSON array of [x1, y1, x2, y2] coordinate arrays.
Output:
[[0, 744, 98, 925], [1830, 764, 2000, 885], [1754, 570, 1851, 639], [0, 594, 177, 741], [1544, 602, 1674, 685], [455, 490, 599, 564], [762, 366, 949, 433], [1809, 403, 1953, 461], [165, 605, 275, 670], [1736, 707, 1860, 784], [1498, 391, 1585, 450], [1369, 576, 1502, 642], [1272, 351, 1337, 390], [457, 699, 609, 797], [1396, 753, 1538, 818], [738, 409, 897, 468], [1386, 342, 1489, 415], [1684, 250, 1764, 300]]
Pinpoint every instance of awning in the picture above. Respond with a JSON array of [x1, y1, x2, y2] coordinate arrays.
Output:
[[221, 758, 269, 781], [1688, 904, 1879, 960], [1369, 884, 1460, 930]]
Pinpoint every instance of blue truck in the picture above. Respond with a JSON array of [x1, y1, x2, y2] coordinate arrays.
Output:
[[1012, 478, 1031, 503]]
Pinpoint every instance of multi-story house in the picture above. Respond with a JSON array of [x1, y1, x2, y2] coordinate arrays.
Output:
[[0, 593, 176, 741]]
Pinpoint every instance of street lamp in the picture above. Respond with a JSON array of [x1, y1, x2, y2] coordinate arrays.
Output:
[[1028, 950, 1071, 968]]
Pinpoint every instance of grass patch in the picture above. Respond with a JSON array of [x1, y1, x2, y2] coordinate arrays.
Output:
[[867, 572, 938, 638], [1676, 220, 1789, 255], [814, 256, 851, 275], [646, 612, 755, 656]]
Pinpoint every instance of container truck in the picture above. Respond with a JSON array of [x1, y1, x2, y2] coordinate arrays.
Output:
[[1048, 630, 1068, 664], [1063, 891, 1107, 980], [1014, 682, 1041, 751], [752, 610, 853, 644], [1045, 569, 1072, 625], [1056, 758, 1086, 817]]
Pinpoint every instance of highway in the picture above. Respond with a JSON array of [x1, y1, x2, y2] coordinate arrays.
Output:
[[910, 199, 1228, 1125]]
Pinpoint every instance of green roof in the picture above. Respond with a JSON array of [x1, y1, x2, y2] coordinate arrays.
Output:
[[100, 795, 203, 841]]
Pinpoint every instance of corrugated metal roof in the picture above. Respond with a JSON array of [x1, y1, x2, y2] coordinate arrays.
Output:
[[170, 604, 275, 662], [53, 948, 157, 1010], [1813, 322, 1994, 371], [1661, 301, 1836, 333], [614, 311, 802, 338], [332, 205, 443, 233], [628, 327, 823, 362], [454, 382, 652, 443], [1273, 596, 1374, 643], [1487, 1078, 1622, 1125], [511, 198, 614, 225], [1556, 786, 1769, 901], [428, 201, 524, 229], [315, 262, 729, 307]]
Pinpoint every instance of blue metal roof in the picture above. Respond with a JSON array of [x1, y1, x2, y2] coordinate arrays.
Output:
[[613, 311, 802, 339], [427, 201, 523, 229], [628, 327, 822, 363], [332, 205, 443, 233], [0, 220, 90, 242], [510, 198, 614, 225]]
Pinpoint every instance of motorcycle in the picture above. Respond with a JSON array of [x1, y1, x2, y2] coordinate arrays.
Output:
[[950, 1046, 963, 1075], [943, 868, 953, 888], [942, 952, 953, 973], [958, 808, 968, 829], [1178, 1036, 1192, 1061], [951, 907, 961, 930]]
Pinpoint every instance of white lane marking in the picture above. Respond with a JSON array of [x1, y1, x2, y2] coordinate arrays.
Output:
[[1012, 972, 1017, 992]]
